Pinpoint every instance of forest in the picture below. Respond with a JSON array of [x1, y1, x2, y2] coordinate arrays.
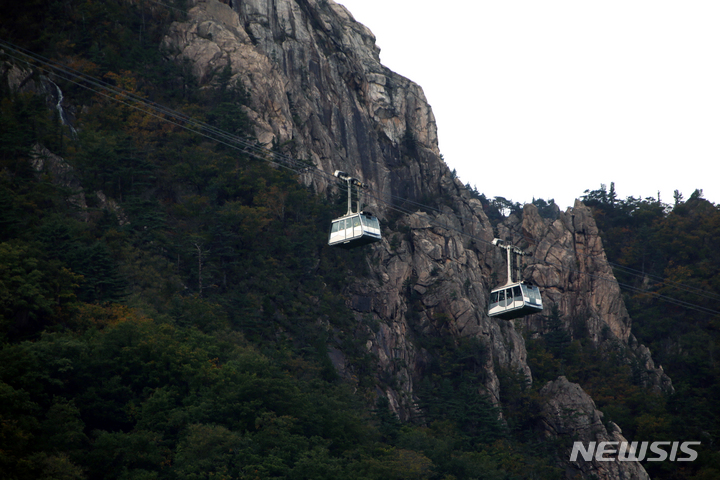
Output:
[[575, 184, 720, 479], [1, 1, 719, 479]]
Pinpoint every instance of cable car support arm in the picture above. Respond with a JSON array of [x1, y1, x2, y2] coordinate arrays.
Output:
[[492, 238, 529, 285], [334, 170, 367, 215]]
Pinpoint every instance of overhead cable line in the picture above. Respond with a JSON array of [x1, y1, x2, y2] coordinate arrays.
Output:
[[364, 190, 720, 316], [1, 40, 458, 229], [612, 278, 720, 316], [608, 261, 720, 302], [100, 0, 720, 313], [4, 39, 719, 316], [0, 40, 332, 181]]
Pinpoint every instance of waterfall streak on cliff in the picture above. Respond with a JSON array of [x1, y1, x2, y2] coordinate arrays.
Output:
[[47, 78, 77, 137], [0, 40, 332, 179]]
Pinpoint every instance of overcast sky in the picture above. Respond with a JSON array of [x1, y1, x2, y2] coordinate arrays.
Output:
[[336, 0, 720, 210]]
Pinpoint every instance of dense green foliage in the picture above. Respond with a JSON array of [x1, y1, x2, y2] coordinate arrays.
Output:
[[575, 183, 720, 479]]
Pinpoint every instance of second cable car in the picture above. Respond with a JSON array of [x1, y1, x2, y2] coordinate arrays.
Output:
[[488, 239, 543, 320], [328, 171, 381, 249]]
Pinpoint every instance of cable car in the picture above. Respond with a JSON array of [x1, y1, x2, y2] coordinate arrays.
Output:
[[488, 282, 543, 320], [329, 170, 381, 249], [488, 239, 543, 320], [328, 212, 381, 248]]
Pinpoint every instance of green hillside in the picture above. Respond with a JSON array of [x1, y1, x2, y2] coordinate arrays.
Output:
[[579, 184, 720, 479]]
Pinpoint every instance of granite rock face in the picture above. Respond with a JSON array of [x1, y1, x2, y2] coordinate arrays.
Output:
[[30, 144, 87, 213], [161, 1, 671, 477], [541, 377, 650, 480], [515, 201, 631, 342], [163, 0, 443, 201], [507, 201, 672, 394]]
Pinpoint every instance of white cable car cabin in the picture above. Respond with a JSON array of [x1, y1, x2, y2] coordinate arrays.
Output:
[[328, 170, 381, 249], [488, 239, 543, 320], [328, 212, 381, 248], [488, 282, 542, 320]]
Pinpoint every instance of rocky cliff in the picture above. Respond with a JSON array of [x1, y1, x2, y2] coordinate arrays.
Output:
[[541, 377, 650, 480], [162, 1, 670, 477], [162, 0, 445, 200]]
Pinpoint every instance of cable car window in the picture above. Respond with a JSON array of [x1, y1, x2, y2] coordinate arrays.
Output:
[[491, 291, 499, 304], [528, 287, 538, 301], [513, 286, 521, 300], [362, 215, 379, 234], [353, 217, 361, 228], [332, 222, 339, 233]]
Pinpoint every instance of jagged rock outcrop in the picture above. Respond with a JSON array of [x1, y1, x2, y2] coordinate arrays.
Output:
[[515, 201, 631, 342], [27, 144, 130, 225], [162, 1, 671, 477], [2, 67, 128, 226], [541, 376, 650, 480], [2, 58, 77, 131], [30, 144, 87, 213], [501, 201, 673, 394], [5, 60, 35, 92], [628, 335, 674, 394], [162, 0, 444, 202]]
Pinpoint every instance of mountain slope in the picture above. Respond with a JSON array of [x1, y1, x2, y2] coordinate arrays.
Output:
[[0, 1, 696, 479]]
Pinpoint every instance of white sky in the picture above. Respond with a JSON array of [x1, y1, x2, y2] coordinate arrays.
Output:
[[336, 0, 720, 210]]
